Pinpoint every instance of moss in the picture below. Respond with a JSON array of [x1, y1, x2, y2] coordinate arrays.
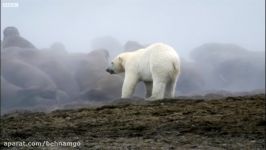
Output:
[[1, 94, 265, 149]]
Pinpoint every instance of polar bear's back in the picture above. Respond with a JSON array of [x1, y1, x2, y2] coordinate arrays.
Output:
[[144, 43, 180, 66], [146, 42, 174, 51], [131, 43, 180, 74], [131, 43, 180, 80], [143, 43, 178, 59]]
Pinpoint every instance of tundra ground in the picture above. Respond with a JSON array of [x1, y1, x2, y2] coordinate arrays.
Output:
[[1, 94, 265, 149]]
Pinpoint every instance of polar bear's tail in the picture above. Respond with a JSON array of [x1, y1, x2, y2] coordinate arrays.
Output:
[[172, 61, 180, 75]]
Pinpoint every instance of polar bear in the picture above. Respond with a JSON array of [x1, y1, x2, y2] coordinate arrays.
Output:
[[106, 43, 180, 100]]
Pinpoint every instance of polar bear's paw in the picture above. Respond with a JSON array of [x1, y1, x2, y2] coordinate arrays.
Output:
[[146, 96, 159, 101]]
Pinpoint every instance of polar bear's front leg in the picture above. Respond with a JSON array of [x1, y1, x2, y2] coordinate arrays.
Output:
[[121, 74, 138, 98]]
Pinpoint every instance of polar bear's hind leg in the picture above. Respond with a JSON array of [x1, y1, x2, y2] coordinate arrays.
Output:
[[144, 81, 153, 98], [164, 78, 177, 98], [147, 79, 166, 100]]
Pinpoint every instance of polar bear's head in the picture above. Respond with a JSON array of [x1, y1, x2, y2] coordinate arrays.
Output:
[[106, 54, 125, 74]]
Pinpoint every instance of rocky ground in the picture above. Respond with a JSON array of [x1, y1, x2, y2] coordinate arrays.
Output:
[[1, 94, 265, 150]]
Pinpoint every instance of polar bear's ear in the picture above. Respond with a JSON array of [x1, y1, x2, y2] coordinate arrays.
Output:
[[118, 56, 123, 62]]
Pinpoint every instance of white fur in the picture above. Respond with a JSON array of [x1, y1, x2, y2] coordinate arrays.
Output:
[[110, 43, 180, 100]]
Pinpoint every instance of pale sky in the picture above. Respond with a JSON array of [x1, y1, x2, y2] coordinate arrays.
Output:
[[1, 0, 265, 57]]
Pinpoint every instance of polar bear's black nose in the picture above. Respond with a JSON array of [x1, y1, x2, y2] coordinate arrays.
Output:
[[106, 68, 114, 74]]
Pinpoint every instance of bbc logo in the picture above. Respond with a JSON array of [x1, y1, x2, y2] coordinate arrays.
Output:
[[1, 2, 19, 8]]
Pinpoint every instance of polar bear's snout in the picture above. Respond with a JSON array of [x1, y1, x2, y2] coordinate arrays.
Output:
[[106, 67, 115, 74]]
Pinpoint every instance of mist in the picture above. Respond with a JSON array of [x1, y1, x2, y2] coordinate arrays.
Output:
[[1, 0, 265, 54], [1, 0, 265, 114]]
